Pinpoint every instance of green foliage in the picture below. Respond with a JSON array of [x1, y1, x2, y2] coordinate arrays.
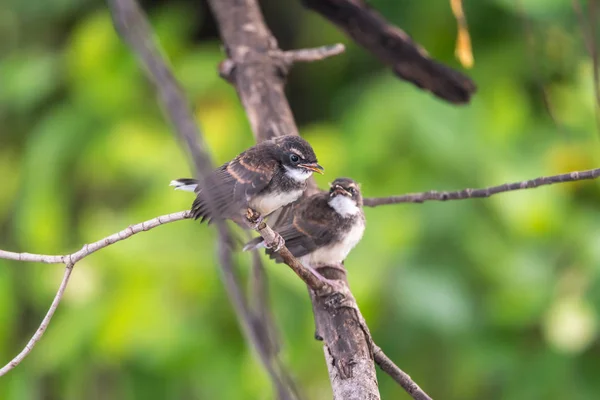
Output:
[[1, 1, 600, 399]]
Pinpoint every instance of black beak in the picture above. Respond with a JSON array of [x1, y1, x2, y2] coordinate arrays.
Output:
[[299, 163, 324, 174]]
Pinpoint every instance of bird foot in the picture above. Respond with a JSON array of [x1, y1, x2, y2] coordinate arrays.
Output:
[[264, 232, 285, 252], [245, 208, 264, 230]]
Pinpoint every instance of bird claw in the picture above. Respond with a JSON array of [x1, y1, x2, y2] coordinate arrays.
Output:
[[246, 208, 264, 230], [264, 232, 285, 252]]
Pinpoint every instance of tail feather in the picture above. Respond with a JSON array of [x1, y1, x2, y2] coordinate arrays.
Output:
[[170, 178, 199, 193]]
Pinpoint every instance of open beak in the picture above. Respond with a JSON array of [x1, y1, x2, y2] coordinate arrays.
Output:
[[331, 186, 351, 197], [299, 163, 324, 175]]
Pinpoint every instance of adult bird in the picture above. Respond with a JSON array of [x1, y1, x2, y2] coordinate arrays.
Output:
[[244, 177, 365, 269], [170, 135, 323, 229]]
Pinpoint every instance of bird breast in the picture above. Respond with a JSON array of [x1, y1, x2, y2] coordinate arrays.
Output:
[[249, 189, 304, 216], [301, 218, 365, 266]]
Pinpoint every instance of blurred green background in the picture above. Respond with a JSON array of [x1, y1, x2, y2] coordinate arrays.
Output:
[[2, 0, 600, 399]]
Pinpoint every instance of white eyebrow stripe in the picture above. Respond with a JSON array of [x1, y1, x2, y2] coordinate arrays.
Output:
[[290, 148, 305, 159]]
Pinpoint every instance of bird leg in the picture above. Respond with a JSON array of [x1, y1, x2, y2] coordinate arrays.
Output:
[[246, 208, 286, 252], [264, 232, 285, 252]]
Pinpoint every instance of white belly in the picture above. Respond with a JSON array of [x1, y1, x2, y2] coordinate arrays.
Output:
[[249, 189, 303, 216], [301, 220, 365, 266]]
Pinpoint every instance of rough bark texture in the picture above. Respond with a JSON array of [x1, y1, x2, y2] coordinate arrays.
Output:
[[206, 0, 381, 398], [208, 0, 298, 143], [311, 266, 380, 400]]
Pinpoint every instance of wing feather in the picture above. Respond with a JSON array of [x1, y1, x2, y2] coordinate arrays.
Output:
[[191, 145, 277, 224]]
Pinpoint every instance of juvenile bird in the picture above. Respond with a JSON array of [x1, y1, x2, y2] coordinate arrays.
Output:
[[170, 135, 323, 228], [244, 177, 365, 268]]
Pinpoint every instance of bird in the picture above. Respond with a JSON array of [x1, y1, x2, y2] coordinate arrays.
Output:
[[169, 135, 324, 229], [243, 177, 365, 269]]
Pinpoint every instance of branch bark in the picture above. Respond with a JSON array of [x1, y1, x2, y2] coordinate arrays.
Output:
[[206, 0, 396, 398], [363, 167, 600, 207]]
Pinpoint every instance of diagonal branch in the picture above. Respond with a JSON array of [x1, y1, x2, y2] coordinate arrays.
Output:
[[300, 0, 477, 104], [108, 0, 214, 176], [363, 168, 600, 207], [251, 217, 334, 294], [107, 2, 299, 398], [373, 345, 432, 400], [217, 229, 300, 400], [0, 264, 73, 377]]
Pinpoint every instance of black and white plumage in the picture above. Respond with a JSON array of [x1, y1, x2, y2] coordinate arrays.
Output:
[[244, 177, 365, 267], [170, 135, 323, 226]]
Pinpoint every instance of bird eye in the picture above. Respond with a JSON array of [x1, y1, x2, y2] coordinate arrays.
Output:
[[289, 154, 300, 163], [348, 187, 356, 195]]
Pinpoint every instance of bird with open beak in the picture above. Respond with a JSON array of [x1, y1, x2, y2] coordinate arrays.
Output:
[[244, 177, 365, 269], [170, 135, 323, 229]]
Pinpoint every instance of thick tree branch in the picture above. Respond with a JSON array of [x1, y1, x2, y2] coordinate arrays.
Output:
[[204, 1, 393, 398], [363, 168, 600, 207], [300, 0, 477, 104]]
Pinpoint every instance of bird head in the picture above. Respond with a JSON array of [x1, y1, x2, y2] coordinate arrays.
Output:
[[328, 178, 363, 215], [274, 135, 324, 181]]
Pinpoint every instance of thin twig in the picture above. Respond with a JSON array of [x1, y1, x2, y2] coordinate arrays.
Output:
[[0, 264, 74, 377], [363, 168, 600, 207], [0, 211, 192, 376], [373, 345, 432, 400], [278, 43, 345, 64], [0, 211, 191, 264]]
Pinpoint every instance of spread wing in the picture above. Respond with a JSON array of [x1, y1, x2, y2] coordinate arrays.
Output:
[[191, 146, 277, 224], [266, 194, 336, 262]]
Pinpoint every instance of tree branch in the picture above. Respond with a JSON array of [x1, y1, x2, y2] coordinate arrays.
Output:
[[0, 264, 73, 377], [0, 211, 191, 265], [205, 1, 391, 398], [278, 43, 345, 64], [108, 0, 214, 176], [107, 1, 298, 398], [363, 168, 600, 207], [300, 0, 477, 104], [0, 211, 191, 376], [251, 217, 334, 294], [373, 345, 432, 400]]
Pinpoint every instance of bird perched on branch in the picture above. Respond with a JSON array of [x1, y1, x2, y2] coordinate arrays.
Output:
[[244, 177, 365, 268], [170, 135, 323, 229]]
